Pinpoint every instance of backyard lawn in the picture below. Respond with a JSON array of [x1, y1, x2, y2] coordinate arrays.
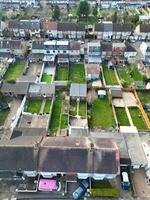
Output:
[[69, 63, 85, 83], [25, 99, 42, 114], [137, 91, 150, 119], [130, 66, 143, 81], [115, 107, 130, 126], [55, 67, 68, 81], [0, 109, 9, 126], [43, 100, 51, 114], [4, 61, 25, 82], [137, 91, 150, 104], [70, 100, 77, 116], [88, 97, 116, 129], [129, 107, 148, 130], [60, 114, 68, 129], [49, 95, 62, 134], [117, 68, 133, 87], [79, 101, 86, 117], [103, 66, 118, 85], [41, 73, 52, 83]]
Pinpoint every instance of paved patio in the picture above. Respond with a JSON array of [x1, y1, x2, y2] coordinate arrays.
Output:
[[18, 114, 49, 129], [112, 92, 138, 107]]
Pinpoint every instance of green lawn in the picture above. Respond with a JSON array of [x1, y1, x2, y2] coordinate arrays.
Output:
[[4, 61, 25, 82], [130, 66, 143, 81], [49, 95, 62, 134], [55, 67, 68, 81], [25, 99, 42, 114], [103, 66, 118, 85], [92, 180, 112, 189], [60, 114, 68, 129], [70, 100, 77, 116], [79, 101, 86, 117], [91, 180, 119, 197], [90, 188, 119, 197], [41, 73, 52, 83], [69, 63, 85, 83], [88, 97, 116, 129], [43, 100, 51, 114], [117, 68, 133, 87], [137, 91, 150, 104], [0, 109, 9, 126], [137, 91, 150, 119], [129, 107, 148, 130], [115, 107, 130, 126]]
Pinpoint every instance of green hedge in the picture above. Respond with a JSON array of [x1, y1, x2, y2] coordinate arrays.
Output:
[[90, 188, 119, 197]]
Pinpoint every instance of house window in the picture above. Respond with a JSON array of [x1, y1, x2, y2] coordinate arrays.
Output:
[[63, 50, 66, 53], [47, 50, 50, 54], [53, 50, 55, 53]]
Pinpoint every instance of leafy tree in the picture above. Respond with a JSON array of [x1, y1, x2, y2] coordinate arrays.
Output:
[[77, 0, 90, 18], [130, 15, 139, 26], [52, 5, 60, 21], [112, 11, 117, 23], [93, 5, 98, 17]]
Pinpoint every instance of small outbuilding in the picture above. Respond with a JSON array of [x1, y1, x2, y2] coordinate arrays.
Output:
[[98, 90, 106, 98], [109, 87, 123, 98], [70, 83, 87, 100]]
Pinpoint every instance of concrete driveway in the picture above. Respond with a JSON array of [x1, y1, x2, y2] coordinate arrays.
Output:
[[132, 169, 150, 198], [27, 63, 42, 76], [4, 98, 22, 130]]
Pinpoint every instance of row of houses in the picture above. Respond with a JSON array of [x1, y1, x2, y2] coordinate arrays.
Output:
[[0, 0, 38, 9], [1, 82, 55, 99], [0, 132, 120, 181], [1, 20, 150, 41], [0, 127, 147, 181], [31, 40, 137, 64], [0, 38, 137, 64]]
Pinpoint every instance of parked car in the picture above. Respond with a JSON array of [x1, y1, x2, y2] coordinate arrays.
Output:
[[73, 179, 89, 200], [121, 172, 130, 190]]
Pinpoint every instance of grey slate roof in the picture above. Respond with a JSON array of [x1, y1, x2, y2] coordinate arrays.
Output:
[[0, 40, 22, 49], [32, 41, 44, 50], [70, 83, 87, 98], [1, 82, 29, 95], [101, 42, 112, 51], [104, 23, 113, 32], [28, 83, 55, 95], [0, 52, 11, 58], [140, 24, 150, 32], [95, 23, 104, 32], [58, 23, 85, 31], [95, 23, 132, 32], [113, 24, 132, 32], [9, 20, 41, 31], [38, 137, 120, 174], [110, 87, 123, 95], [0, 136, 42, 171]]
